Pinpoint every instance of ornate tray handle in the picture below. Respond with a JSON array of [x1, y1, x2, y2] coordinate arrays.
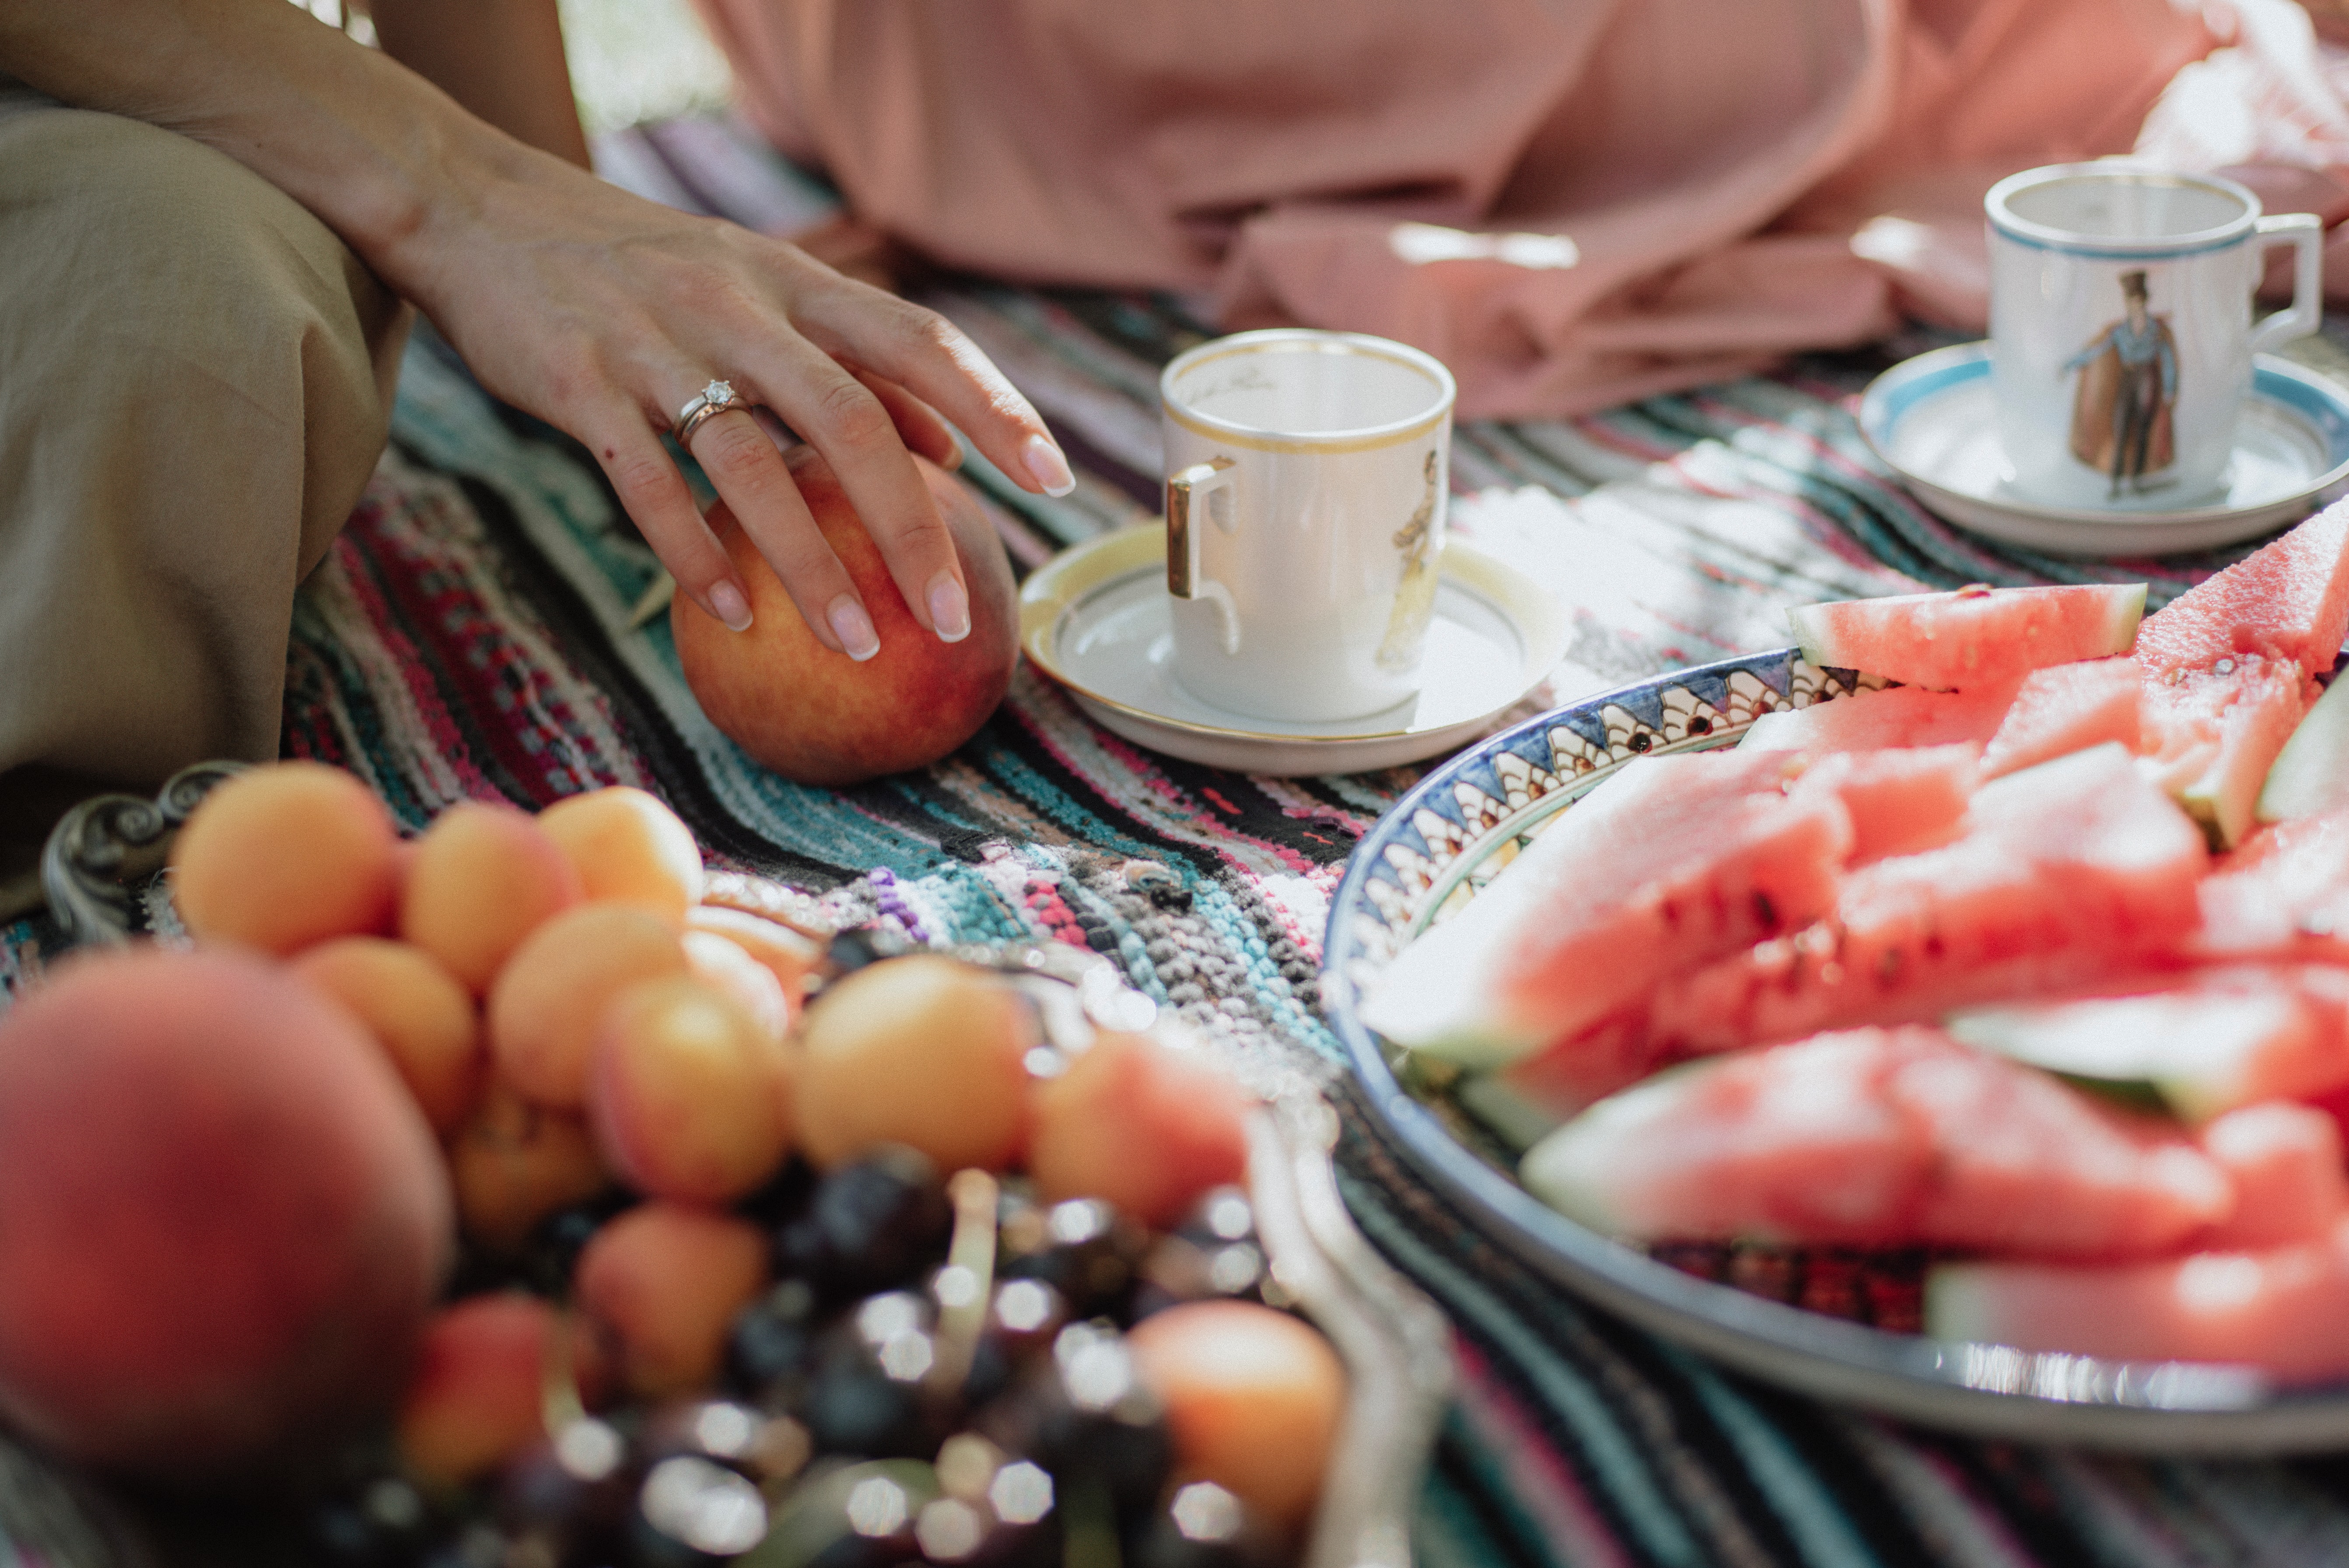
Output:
[[38, 761, 246, 947]]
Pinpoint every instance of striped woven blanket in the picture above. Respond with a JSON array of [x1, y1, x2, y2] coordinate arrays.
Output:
[[9, 111, 2349, 1565]]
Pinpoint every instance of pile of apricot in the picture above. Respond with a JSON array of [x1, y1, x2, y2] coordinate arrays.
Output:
[[0, 763, 1349, 1566]]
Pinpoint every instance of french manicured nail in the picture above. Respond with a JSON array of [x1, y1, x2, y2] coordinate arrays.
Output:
[[1022, 434, 1076, 497], [928, 572, 971, 643], [828, 594, 881, 662], [708, 580, 754, 632]]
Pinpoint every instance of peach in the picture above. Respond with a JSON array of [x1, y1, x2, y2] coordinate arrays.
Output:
[[293, 937, 484, 1134], [0, 947, 451, 1476], [683, 928, 792, 1045], [448, 1085, 613, 1252], [686, 905, 819, 1029], [589, 976, 793, 1203], [1028, 1031, 1254, 1226], [400, 802, 584, 993], [574, 1202, 768, 1399], [488, 904, 688, 1109], [671, 449, 1018, 787], [539, 786, 706, 919], [170, 761, 399, 954], [792, 955, 1035, 1172], [397, 1292, 607, 1486], [1127, 1302, 1345, 1531]]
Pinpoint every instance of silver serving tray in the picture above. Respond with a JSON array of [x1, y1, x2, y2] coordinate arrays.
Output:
[[1322, 647, 2349, 1451], [6, 771, 1451, 1565]]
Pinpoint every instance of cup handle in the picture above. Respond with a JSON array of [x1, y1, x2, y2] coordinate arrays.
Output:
[[1166, 457, 1236, 601], [2249, 212, 2325, 354]]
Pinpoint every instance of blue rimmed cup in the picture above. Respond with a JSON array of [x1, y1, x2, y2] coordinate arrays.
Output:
[[1987, 163, 2323, 511]]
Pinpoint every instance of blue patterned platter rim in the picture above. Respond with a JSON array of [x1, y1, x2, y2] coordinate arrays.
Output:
[[1321, 648, 2349, 1451]]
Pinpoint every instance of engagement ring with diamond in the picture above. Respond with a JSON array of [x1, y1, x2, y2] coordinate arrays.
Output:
[[672, 379, 750, 445]]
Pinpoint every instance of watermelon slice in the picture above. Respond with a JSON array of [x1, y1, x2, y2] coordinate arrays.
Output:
[[2193, 807, 2349, 963], [1944, 965, 2349, 1123], [2195, 1102, 2347, 1250], [1786, 743, 1979, 864], [1979, 657, 2141, 780], [1358, 748, 1850, 1069], [2133, 502, 2349, 679], [1789, 583, 2146, 693], [1520, 1026, 2230, 1258], [1925, 1217, 2349, 1380], [1651, 745, 2210, 1054], [2256, 669, 2349, 824], [2139, 654, 2309, 850], [1740, 680, 2022, 756]]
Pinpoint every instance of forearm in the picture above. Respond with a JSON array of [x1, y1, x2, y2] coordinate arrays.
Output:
[[371, 0, 588, 169], [0, 0, 536, 299]]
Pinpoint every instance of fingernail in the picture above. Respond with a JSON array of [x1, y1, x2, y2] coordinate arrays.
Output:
[[927, 572, 971, 643], [1022, 434, 1076, 497], [828, 594, 881, 662], [708, 580, 754, 633]]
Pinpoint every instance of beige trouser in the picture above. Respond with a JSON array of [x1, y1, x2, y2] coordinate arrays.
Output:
[[0, 77, 411, 881]]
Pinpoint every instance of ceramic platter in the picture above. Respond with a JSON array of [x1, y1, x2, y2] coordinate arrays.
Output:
[[1321, 649, 2349, 1449], [1019, 527, 1567, 776], [1859, 341, 2349, 557]]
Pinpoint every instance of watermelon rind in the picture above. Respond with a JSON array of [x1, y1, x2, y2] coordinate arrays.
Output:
[[1788, 583, 2146, 692], [1944, 992, 2305, 1123], [2258, 673, 2349, 825]]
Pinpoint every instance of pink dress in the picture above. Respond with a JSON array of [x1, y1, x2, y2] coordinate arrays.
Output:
[[691, 0, 2218, 416]]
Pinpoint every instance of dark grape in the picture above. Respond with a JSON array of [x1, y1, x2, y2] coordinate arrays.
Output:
[[497, 1418, 638, 1568], [973, 1322, 1172, 1530], [1127, 1482, 1282, 1568], [997, 1197, 1150, 1320], [777, 1148, 954, 1305]]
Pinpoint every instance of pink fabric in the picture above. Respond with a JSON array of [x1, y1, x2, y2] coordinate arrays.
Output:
[[695, 0, 2223, 417]]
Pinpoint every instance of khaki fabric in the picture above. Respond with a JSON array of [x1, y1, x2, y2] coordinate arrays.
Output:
[[0, 79, 410, 877]]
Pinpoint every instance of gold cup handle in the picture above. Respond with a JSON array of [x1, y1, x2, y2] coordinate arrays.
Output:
[[1166, 457, 1236, 600]]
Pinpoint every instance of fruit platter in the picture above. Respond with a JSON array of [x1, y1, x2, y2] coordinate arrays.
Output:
[[0, 771, 1448, 1566], [1326, 505, 2349, 1450]]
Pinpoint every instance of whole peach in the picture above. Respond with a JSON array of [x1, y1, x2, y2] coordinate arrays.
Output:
[[671, 448, 1018, 787], [0, 947, 452, 1477]]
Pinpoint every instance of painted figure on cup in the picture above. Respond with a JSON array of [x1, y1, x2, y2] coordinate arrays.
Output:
[[2063, 270, 2179, 498]]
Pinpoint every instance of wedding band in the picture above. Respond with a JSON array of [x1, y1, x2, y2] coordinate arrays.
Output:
[[672, 378, 750, 445]]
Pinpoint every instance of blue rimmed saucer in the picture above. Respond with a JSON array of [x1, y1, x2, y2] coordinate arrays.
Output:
[[1859, 341, 2349, 557]]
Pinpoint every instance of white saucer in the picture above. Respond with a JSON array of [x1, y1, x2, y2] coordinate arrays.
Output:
[[1019, 527, 1567, 774], [1858, 341, 2349, 556]]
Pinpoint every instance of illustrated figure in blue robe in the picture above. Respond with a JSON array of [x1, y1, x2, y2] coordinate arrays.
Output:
[[2064, 269, 2178, 498]]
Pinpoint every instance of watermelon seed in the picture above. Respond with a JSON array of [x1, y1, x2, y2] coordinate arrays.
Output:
[[1629, 732, 1652, 752], [1957, 582, 1993, 598], [2214, 658, 2237, 676], [1686, 717, 1712, 736], [1751, 891, 1778, 931]]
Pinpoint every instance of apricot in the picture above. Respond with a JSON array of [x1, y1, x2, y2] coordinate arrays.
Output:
[[574, 1202, 769, 1399], [1127, 1302, 1345, 1531], [448, 1085, 612, 1252], [400, 802, 584, 993], [1028, 1031, 1253, 1226], [683, 928, 792, 1045], [398, 1292, 607, 1486], [539, 786, 705, 919], [488, 904, 689, 1109], [590, 976, 793, 1203], [671, 449, 1018, 787], [170, 761, 399, 954], [293, 937, 484, 1134], [0, 947, 451, 1476], [686, 905, 819, 1029], [792, 955, 1035, 1172]]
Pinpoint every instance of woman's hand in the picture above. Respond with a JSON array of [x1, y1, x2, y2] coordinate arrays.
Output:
[[0, 0, 1075, 660], [385, 144, 1073, 656]]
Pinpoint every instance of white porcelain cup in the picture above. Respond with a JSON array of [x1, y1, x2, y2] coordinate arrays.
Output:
[[1987, 163, 2323, 511], [1159, 329, 1456, 724]]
